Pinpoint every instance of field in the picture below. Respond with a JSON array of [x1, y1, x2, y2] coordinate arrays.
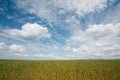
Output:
[[0, 60, 120, 80]]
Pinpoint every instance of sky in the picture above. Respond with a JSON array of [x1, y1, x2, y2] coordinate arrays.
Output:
[[0, 0, 120, 60]]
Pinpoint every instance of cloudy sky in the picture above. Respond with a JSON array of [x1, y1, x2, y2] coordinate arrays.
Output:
[[0, 0, 120, 60]]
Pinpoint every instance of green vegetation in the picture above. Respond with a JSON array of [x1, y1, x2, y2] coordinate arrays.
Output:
[[0, 60, 120, 80]]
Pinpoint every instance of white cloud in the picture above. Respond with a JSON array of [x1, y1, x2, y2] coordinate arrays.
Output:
[[67, 23, 120, 58], [14, 0, 109, 22], [73, 45, 90, 53], [86, 23, 120, 38], [9, 44, 26, 53], [33, 54, 55, 58], [14, 0, 57, 22], [0, 42, 6, 49], [67, 30, 85, 43], [65, 16, 81, 31], [69, 23, 120, 43], [3, 23, 51, 40], [54, 0, 107, 16], [33, 54, 66, 60]]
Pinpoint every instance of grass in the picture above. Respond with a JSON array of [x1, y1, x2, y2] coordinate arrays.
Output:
[[0, 60, 120, 80]]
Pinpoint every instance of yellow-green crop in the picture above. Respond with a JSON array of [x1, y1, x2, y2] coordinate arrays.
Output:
[[0, 60, 120, 80]]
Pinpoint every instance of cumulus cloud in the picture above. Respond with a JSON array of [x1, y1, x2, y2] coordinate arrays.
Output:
[[67, 23, 120, 58], [86, 23, 120, 39], [3, 23, 51, 40], [0, 42, 6, 49], [9, 44, 26, 53], [69, 23, 120, 42]]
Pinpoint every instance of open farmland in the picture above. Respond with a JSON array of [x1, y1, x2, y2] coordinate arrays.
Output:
[[0, 60, 120, 80]]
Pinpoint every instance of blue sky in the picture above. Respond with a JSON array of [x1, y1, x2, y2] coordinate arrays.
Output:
[[0, 0, 120, 60]]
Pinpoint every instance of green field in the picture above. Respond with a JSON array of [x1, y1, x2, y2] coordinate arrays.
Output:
[[0, 60, 120, 80]]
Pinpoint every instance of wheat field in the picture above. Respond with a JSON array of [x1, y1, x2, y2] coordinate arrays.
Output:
[[0, 60, 120, 80]]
